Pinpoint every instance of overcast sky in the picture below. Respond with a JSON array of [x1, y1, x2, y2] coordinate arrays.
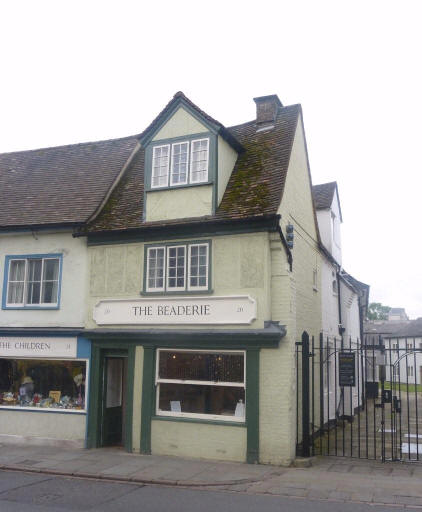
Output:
[[1, 1, 421, 318]]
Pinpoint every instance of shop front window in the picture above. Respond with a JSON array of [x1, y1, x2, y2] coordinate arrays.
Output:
[[0, 359, 87, 412], [156, 349, 245, 422]]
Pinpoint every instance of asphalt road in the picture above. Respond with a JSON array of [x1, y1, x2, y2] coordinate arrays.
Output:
[[0, 470, 408, 512]]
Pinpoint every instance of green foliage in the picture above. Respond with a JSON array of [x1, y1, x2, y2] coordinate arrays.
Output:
[[367, 302, 391, 320]]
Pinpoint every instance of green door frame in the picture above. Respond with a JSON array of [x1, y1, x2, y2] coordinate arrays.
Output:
[[87, 342, 135, 452]]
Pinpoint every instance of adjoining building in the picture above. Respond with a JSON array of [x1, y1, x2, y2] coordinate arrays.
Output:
[[0, 139, 133, 447]]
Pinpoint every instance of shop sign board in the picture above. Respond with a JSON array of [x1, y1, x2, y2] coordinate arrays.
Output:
[[93, 295, 257, 326], [338, 351, 356, 387], [0, 337, 77, 359]]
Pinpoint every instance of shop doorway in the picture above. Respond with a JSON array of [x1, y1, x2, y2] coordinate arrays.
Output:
[[101, 355, 128, 447]]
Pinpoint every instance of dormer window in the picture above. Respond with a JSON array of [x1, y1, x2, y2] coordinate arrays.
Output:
[[151, 138, 209, 189]]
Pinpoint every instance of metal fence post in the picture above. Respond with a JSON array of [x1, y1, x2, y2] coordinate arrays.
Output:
[[302, 331, 311, 457]]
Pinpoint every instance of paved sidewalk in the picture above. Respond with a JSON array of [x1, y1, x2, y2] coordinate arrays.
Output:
[[2, 444, 422, 508]]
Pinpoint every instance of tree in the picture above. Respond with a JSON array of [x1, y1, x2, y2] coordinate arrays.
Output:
[[367, 302, 391, 321]]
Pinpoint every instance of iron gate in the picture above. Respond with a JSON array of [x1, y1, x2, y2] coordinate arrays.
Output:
[[296, 332, 422, 462]]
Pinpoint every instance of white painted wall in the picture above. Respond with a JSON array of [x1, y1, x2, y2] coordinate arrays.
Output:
[[320, 257, 340, 338], [385, 337, 422, 385], [0, 230, 87, 327], [315, 188, 342, 264]]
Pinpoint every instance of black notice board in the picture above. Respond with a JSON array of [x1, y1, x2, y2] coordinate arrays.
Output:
[[338, 351, 356, 387]]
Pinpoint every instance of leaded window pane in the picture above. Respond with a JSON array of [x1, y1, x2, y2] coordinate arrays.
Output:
[[147, 248, 165, 290], [167, 246, 185, 289], [159, 351, 244, 383], [171, 142, 189, 185], [152, 145, 170, 188], [190, 139, 209, 183], [189, 244, 208, 289]]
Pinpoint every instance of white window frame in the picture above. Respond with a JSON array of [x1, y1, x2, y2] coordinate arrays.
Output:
[[155, 348, 246, 422], [146, 247, 166, 293], [166, 245, 186, 292], [151, 144, 170, 189], [170, 141, 189, 187], [151, 138, 210, 189], [6, 257, 60, 308], [188, 243, 209, 291], [145, 242, 210, 293], [189, 138, 209, 184]]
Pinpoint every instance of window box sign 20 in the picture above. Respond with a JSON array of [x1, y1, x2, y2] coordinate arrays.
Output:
[[338, 351, 356, 387], [93, 295, 257, 325]]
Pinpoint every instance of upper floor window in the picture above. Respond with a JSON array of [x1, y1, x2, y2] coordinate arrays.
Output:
[[3, 255, 61, 309], [151, 138, 209, 189], [145, 241, 210, 293]]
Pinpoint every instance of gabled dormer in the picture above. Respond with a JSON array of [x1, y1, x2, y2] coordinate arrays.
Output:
[[312, 181, 343, 264], [138, 92, 243, 223]]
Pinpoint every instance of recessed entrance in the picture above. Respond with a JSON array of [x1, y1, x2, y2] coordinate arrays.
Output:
[[101, 354, 128, 447]]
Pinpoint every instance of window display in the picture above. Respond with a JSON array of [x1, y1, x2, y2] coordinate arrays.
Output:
[[0, 359, 86, 411], [156, 350, 245, 421]]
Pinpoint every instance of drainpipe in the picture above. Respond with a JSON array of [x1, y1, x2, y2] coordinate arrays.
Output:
[[276, 225, 293, 271]]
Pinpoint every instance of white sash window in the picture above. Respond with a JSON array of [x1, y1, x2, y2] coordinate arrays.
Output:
[[6, 257, 60, 308]]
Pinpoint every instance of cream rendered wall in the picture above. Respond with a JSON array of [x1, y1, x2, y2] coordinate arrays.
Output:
[[145, 185, 213, 222], [87, 232, 271, 462], [87, 232, 271, 331], [217, 135, 238, 205], [277, 114, 321, 340], [152, 107, 208, 141], [151, 421, 246, 462], [259, 116, 322, 465], [0, 410, 86, 448], [0, 231, 87, 327]]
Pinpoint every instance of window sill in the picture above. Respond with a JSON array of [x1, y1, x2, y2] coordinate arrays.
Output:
[[146, 181, 213, 193], [152, 415, 246, 427], [2, 305, 60, 310], [141, 289, 213, 297], [0, 406, 86, 414]]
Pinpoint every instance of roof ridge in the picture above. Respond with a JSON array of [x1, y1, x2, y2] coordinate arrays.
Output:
[[0, 133, 138, 158]]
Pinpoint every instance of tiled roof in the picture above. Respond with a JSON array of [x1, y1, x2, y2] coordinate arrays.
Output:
[[0, 95, 301, 231], [0, 136, 138, 228], [312, 182, 337, 210], [87, 104, 301, 232]]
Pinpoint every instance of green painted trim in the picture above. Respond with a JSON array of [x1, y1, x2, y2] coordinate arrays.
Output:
[[125, 345, 135, 452], [213, 136, 218, 215], [144, 132, 217, 192], [85, 334, 281, 350], [140, 346, 155, 454], [246, 349, 260, 464], [140, 289, 214, 297], [152, 415, 246, 428], [86, 343, 134, 451], [142, 240, 212, 294], [86, 344, 101, 448], [86, 215, 280, 246]]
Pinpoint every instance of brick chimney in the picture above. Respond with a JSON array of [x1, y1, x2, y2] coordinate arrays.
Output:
[[253, 95, 283, 129]]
